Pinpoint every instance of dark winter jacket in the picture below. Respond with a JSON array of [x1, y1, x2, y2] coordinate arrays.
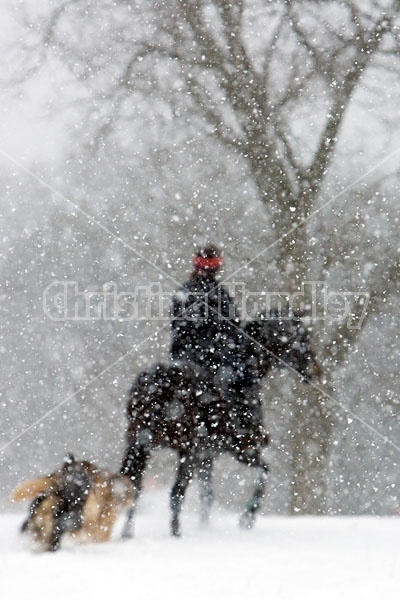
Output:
[[170, 274, 242, 372]]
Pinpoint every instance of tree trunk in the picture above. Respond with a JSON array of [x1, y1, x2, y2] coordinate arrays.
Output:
[[250, 158, 334, 514], [289, 385, 335, 514]]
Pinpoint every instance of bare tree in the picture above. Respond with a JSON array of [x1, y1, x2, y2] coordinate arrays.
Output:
[[15, 0, 400, 513], [17, 0, 399, 276]]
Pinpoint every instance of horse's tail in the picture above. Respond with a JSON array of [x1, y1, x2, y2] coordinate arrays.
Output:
[[127, 363, 170, 415], [11, 476, 55, 503]]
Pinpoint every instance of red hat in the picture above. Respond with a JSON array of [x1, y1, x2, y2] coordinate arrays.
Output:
[[193, 244, 224, 272]]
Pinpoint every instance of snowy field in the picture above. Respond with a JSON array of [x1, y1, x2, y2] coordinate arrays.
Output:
[[1, 489, 399, 600]]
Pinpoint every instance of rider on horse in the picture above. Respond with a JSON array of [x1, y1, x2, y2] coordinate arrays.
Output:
[[170, 244, 265, 443]]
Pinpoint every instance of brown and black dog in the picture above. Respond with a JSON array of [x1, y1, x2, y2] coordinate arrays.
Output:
[[12, 454, 133, 551]]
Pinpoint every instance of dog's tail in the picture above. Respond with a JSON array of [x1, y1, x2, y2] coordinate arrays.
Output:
[[11, 476, 55, 503]]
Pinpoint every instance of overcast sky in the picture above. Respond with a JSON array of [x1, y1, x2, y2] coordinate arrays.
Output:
[[0, 2, 67, 167]]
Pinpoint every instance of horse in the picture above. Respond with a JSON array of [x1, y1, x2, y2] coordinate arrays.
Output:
[[12, 454, 133, 551], [121, 312, 321, 538]]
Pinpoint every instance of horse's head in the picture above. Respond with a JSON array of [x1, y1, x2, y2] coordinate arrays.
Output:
[[243, 311, 321, 382]]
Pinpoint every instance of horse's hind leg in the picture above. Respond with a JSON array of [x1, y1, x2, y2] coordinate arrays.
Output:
[[120, 444, 148, 540], [170, 451, 195, 537], [237, 452, 269, 529], [198, 453, 214, 525]]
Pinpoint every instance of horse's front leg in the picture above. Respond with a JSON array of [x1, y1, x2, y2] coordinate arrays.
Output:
[[236, 450, 269, 530], [120, 443, 149, 540], [170, 451, 195, 537], [198, 452, 214, 525]]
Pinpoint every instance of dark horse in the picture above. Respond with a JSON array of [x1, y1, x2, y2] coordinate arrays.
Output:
[[121, 312, 320, 537]]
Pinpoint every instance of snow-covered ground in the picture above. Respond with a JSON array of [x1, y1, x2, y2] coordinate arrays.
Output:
[[1, 489, 399, 600]]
